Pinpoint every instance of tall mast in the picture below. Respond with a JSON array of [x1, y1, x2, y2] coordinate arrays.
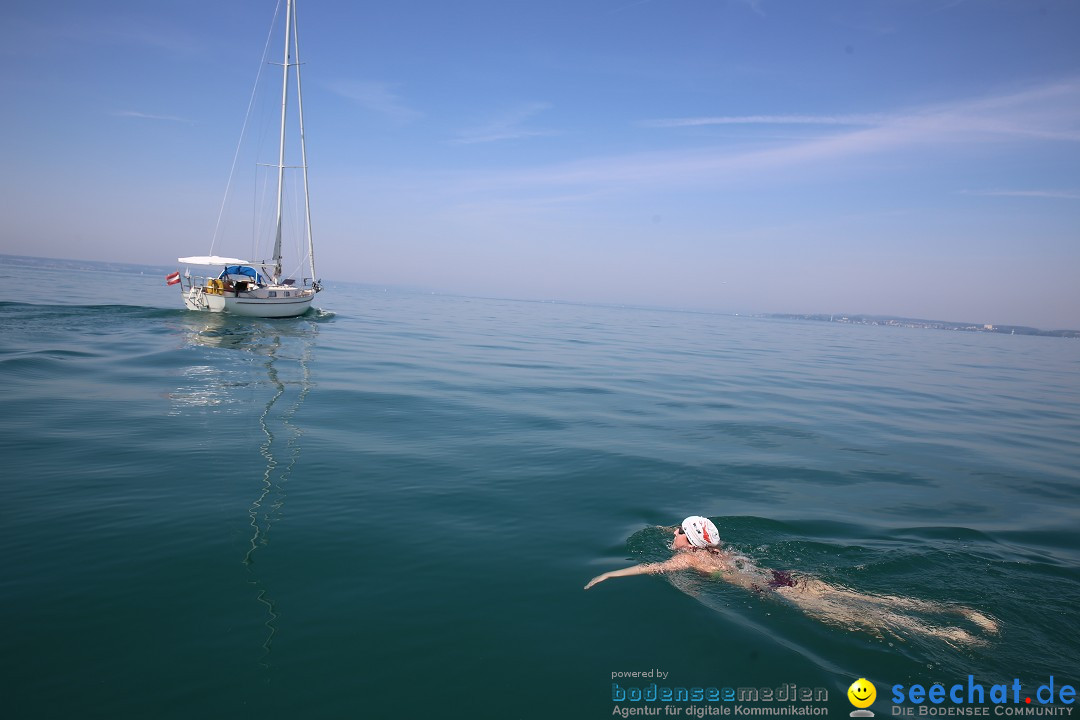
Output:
[[271, 0, 293, 282], [292, 0, 316, 285]]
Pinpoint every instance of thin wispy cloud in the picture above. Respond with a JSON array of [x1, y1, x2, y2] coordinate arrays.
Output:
[[475, 79, 1080, 192], [325, 80, 422, 123], [961, 189, 1080, 200], [933, 0, 971, 14], [453, 102, 558, 145], [733, 0, 767, 18], [113, 110, 192, 124], [103, 19, 203, 56], [609, 0, 655, 14], [5, 16, 202, 58], [642, 114, 885, 128], [610, 0, 765, 17], [644, 80, 1080, 141]]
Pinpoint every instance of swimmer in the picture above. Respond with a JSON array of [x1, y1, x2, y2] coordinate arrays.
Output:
[[585, 516, 999, 646]]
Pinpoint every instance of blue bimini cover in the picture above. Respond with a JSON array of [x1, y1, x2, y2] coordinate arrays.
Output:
[[219, 265, 264, 284]]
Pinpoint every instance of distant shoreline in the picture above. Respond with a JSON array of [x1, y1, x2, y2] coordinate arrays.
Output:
[[3, 253, 1076, 337], [761, 313, 1080, 339]]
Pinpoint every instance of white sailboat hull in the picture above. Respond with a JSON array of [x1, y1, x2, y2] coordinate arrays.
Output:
[[183, 286, 315, 318]]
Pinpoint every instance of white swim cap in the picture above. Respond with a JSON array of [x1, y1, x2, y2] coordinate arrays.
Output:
[[681, 516, 720, 548]]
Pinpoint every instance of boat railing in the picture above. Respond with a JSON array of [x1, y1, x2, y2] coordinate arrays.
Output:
[[178, 273, 316, 297], [179, 274, 211, 293]]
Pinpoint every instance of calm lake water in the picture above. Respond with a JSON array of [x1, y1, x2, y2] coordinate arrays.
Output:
[[2, 255, 1078, 719]]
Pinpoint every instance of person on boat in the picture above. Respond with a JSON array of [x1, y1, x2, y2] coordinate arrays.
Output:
[[585, 516, 999, 645]]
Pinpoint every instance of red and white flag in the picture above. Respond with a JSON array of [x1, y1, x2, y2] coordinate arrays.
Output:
[[165, 271, 181, 286]]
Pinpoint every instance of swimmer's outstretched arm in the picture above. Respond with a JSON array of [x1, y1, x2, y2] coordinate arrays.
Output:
[[584, 562, 667, 590], [585, 555, 699, 590]]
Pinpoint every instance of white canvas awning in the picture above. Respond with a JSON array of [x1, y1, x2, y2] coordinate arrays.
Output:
[[177, 256, 271, 267]]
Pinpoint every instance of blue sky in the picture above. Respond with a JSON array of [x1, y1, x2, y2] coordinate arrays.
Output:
[[2, 0, 1078, 327]]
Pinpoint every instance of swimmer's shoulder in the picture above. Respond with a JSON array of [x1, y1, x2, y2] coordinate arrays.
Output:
[[685, 549, 730, 573]]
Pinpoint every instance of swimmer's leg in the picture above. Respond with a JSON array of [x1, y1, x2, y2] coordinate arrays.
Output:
[[841, 592, 999, 634], [958, 608, 999, 634], [879, 611, 985, 647], [786, 578, 999, 634], [776, 581, 996, 644]]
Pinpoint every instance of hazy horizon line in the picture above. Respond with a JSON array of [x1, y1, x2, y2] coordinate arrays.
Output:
[[3, 252, 1076, 335]]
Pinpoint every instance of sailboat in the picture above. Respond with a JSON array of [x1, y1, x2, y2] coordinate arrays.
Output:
[[171, 0, 321, 318]]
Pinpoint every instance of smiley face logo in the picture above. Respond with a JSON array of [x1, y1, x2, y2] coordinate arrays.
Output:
[[847, 678, 876, 709]]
